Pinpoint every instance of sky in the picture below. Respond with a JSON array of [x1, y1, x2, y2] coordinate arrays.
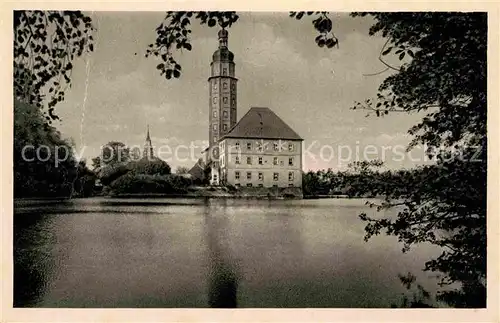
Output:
[[54, 12, 428, 171]]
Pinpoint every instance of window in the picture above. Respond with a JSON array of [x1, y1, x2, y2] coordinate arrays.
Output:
[[247, 156, 252, 165], [223, 124, 227, 131], [213, 174, 217, 181], [289, 172, 294, 181], [235, 171, 240, 180], [213, 110, 217, 118], [235, 183, 240, 188], [247, 142, 252, 150], [213, 124, 218, 131], [273, 184, 278, 188], [288, 184, 294, 187], [288, 143, 294, 151], [247, 172, 252, 180], [213, 82, 217, 90], [223, 110, 228, 118], [231, 83, 235, 90], [258, 172, 263, 181], [273, 142, 279, 151], [258, 184, 264, 188], [213, 136, 218, 143], [235, 156, 240, 164], [273, 157, 278, 165], [258, 157, 263, 165], [223, 68, 227, 75], [232, 98, 236, 105], [223, 97, 228, 104], [213, 97, 217, 104], [247, 183, 253, 187], [273, 173, 279, 181], [223, 82, 228, 89], [289, 157, 294, 166], [235, 142, 240, 150]]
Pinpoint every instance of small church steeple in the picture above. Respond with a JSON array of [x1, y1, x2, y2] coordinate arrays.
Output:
[[143, 124, 154, 159]]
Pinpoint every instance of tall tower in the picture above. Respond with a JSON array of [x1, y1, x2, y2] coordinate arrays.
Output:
[[208, 28, 238, 161], [143, 124, 154, 159]]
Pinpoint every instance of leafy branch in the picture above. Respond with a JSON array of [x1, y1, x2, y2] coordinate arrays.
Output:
[[14, 10, 95, 122]]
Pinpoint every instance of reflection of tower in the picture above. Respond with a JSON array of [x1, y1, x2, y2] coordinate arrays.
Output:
[[204, 200, 238, 307], [208, 28, 238, 184], [143, 124, 154, 159]]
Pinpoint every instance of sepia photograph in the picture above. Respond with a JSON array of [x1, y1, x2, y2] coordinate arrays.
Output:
[[5, 5, 497, 319]]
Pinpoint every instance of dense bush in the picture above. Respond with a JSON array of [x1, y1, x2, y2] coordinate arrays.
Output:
[[128, 157, 171, 175], [109, 173, 191, 195], [99, 162, 130, 186]]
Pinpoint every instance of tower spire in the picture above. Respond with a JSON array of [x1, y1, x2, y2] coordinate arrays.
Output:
[[143, 124, 154, 159], [218, 28, 228, 48]]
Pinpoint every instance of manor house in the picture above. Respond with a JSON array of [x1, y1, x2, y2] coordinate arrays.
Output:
[[190, 29, 303, 189]]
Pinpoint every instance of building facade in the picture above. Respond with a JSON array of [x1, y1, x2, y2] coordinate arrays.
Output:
[[218, 107, 303, 188], [193, 29, 303, 190]]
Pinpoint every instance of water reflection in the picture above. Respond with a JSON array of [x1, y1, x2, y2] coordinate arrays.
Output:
[[13, 198, 442, 308], [13, 211, 55, 307], [204, 199, 239, 308]]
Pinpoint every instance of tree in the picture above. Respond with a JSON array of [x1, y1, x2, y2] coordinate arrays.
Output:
[[91, 156, 101, 171], [14, 10, 95, 122], [348, 13, 487, 307], [14, 99, 78, 197], [72, 159, 97, 197], [100, 141, 130, 166], [148, 12, 487, 307], [176, 166, 190, 174]]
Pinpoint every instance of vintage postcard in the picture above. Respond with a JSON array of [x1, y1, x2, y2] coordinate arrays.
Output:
[[2, 1, 499, 322]]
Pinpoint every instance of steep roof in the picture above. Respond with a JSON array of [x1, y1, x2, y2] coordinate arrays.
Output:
[[222, 107, 303, 141]]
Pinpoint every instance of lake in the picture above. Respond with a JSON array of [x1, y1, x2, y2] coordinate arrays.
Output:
[[13, 197, 443, 308]]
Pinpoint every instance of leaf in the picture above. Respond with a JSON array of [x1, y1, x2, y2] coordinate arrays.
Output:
[[382, 47, 393, 55], [399, 52, 405, 60], [173, 69, 180, 78], [207, 18, 216, 27], [184, 43, 192, 51], [408, 50, 414, 58]]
